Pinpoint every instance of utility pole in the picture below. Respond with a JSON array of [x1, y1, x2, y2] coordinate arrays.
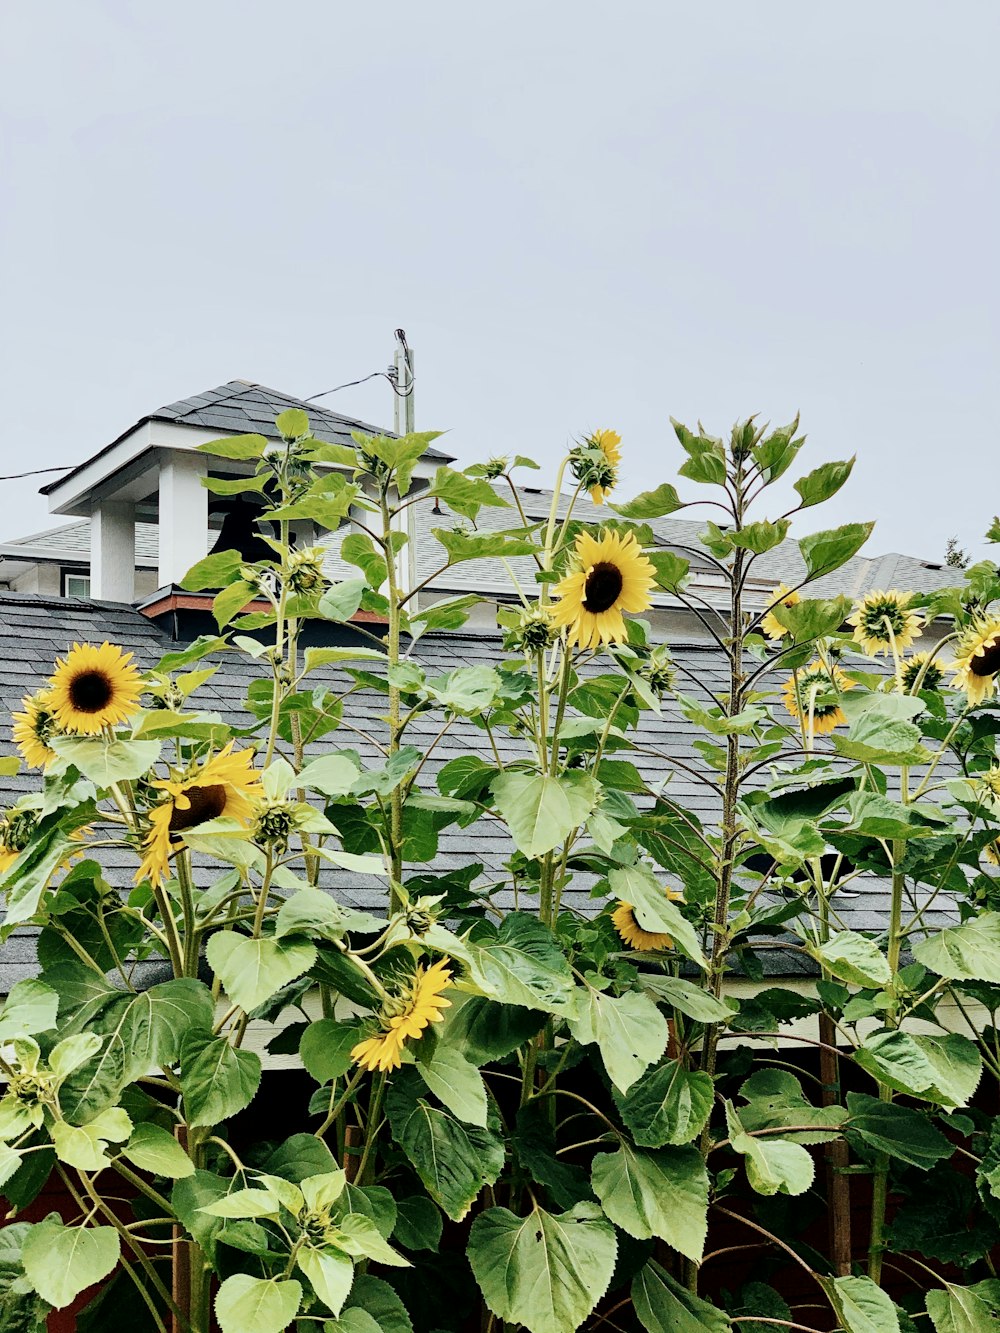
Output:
[[392, 328, 415, 435]]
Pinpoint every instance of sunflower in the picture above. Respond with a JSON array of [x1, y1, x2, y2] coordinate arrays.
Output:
[[586, 429, 622, 505], [351, 959, 453, 1073], [897, 651, 944, 695], [551, 529, 656, 650], [0, 806, 39, 877], [782, 660, 855, 736], [12, 691, 63, 769], [136, 744, 262, 886], [760, 584, 801, 641], [952, 615, 1000, 706], [48, 642, 143, 735], [847, 590, 922, 657], [612, 900, 676, 952], [986, 839, 1000, 868]]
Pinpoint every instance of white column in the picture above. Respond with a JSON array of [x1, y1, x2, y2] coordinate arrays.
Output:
[[158, 452, 208, 587], [90, 500, 136, 602]]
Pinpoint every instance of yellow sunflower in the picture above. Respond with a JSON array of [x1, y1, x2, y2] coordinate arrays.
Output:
[[612, 900, 677, 952], [136, 744, 262, 886], [760, 584, 801, 641], [846, 590, 922, 657], [896, 651, 944, 695], [782, 660, 855, 736], [551, 529, 655, 650], [587, 429, 622, 505], [952, 616, 1000, 706], [986, 839, 1000, 868], [49, 642, 143, 735], [12, 691, 63, 769], [352, 959, 453, 1073]]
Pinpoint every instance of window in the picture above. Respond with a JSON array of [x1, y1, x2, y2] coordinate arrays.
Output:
[[62, 571, 91, 599]]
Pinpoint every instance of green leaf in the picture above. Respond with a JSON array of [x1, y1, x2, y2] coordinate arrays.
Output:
[[355, 430, 442, 495], [52, 1108, 132, 1171], [298, 1247, 354, 1317], [426, 467, 510, 521], [303, 645, 385, 673], [914, 913, 1000, 983], [386, 1070, 505, 1221], [608, 864, 707, 968], [213, 579, 259, 628], [318, 579, 367, 623], [416, 1040, 488, 1127], [821, 1275, 900, 1333], [798, 521, 874, 580], [49, 736, 161, 786], [296, 753, 362, 797], [1, 800, 98, 926], [832, 692, 928, 765], [637, 975, 736, 1024], [615, 1058, 714, 1147], [392, 1196, 443, 1253], [770, 595, 852, 642], [725, 1102, 814, 1196], [751, 419, 802, 483], [467, 1202, 617, 1333], [0, 756, 20, 777], [181, 1032, 261, 1125], [409, 593, 481, 634], [632, 1259, 731, 1333], [21, 1218, 120, 1310], [926, 1281, 1000, 1333], [431, 527, 538, 565], [811, 930, 891, 989], [196, 432, 269, 460], [737, 1069, 844, 1144], [592, 1143, 708, 1261], [492, 770, 598, 859], [465, 913, 578, 1016], [440, 995, 545, 1064], [569, 987, 668, 1093], [794, 457, 856, 509], [845, 1093, 952, 1169], [647, 550, 691, 592], [200, 1185, 282, 1218], [728, 519, 790, 554], [343, 1275, 413, 1333], [214, 1274, 302, 1333], [121, 1123, 195, 1178], [275, 408, 309, 439], [155, 635, 229, 672], [206, 931, 317, 1012], [300, 1019, 360, 1085], [678, 451, 727, 486], [60, 978, 213, 1123], [275, 889, 373, 944], [180, 548, 246, 592], [0, 979, 59, 1041], [856, 1031, 982, 1107], [612, 484, 685, 519]]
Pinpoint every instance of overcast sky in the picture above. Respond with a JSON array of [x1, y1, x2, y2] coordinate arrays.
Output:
[[1, 2, 996, 565]]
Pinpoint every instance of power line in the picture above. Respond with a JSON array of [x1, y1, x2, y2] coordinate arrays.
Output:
[[0, 464, 74, 481]]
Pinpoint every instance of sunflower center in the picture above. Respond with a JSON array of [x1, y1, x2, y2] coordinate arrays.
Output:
[[169, 784, 228, 833], [68, 670, 114, 714], [970, 641, 1000, 679], [583, 562, 624, 613]]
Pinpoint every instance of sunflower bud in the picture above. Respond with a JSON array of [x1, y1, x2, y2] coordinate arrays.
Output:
[[286, 546, 328, 596], [639, 645, 676, 697], [0, 808, 38, 854], [568, 430, 621, 505], [504, 605, 558, 653], [482, 456, 509, 480], [253, 801, 298, 854]]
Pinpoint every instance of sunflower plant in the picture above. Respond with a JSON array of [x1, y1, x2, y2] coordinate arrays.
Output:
[[3, 408, 1000, 1333]]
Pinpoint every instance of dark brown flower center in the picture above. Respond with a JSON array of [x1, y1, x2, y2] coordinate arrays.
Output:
[[68, 670, 114, 714], [970, 641, 1000, 678], [169, 784, 228, 833], [583, 562, 623, 614]]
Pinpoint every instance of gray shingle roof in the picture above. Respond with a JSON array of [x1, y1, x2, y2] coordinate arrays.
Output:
[[0, 592, 958, 992]]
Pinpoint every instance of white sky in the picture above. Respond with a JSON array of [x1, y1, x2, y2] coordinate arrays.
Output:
[[0, 2, 996, 563]]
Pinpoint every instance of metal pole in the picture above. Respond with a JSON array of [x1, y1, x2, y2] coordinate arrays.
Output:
[[393, 329, 414, 436]]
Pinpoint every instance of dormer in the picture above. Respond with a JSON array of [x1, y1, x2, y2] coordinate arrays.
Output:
[[40, 380, 453, 603]]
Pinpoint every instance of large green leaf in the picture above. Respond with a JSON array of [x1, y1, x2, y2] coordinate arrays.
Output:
[[1, 801, 98, 926], [845, 1092, 952, 1169], [52, 736, 162, 787], [491, 770, 598, 859], [926, 1281, 1000, 1333], [608, 864, 707, 968], [831, 693, 928, 766], [415, 1039, 488, 1127], [180, 1032, 261, 1125], [300, 1019, 360, 1084], [214, 1274, 302, 1333], [343, 1274, 413, 1333], [297, 1246, 354, 1317], [121, 1123, 195, 1178], [632, 1260, 731, 1333], [856, 1031, 982, 1107], [798, 521, 874, 580], [206, 931, 317, 1012], [821, 1276, 900, 1333], [432, 527, 539, 565], [612, 484, 685, 519], [591, 1142, 707, 1261], [0, 1222, 48, 1332], [386, 1070, 505, 1221], [637, 975, 736, 1024], [793, 457, 856, 509], [467, 1202, 617, 1333], [810, 930, 891, 989], [569, 987, 668, 1093], [21, 1218, 120, 1310], [0, 979, 58, 1041], [440, 995, 545, 1065], [737, 1069, 844, 1145], [914, 914, 1000, 983], [466, 913, 578, 1016], [196, 432, 269, 460], [60, 979, 213, 1123], [615, 1058, 714, 1147], [725, 1102, 814, 1196]]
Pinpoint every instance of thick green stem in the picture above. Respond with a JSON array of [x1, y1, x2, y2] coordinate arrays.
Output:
[[379, 489, 405, 910]]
